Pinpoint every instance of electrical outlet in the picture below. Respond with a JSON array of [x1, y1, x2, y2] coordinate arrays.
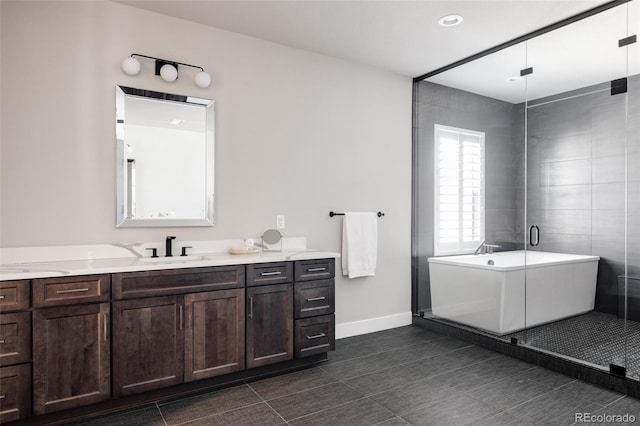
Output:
[[276, 215, 285, 229]]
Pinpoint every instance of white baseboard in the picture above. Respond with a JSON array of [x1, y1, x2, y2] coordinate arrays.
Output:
[[335, 311, 413, 339]]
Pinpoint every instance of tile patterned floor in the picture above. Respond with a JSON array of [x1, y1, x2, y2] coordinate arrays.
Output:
[[71, 325, 640, 426]]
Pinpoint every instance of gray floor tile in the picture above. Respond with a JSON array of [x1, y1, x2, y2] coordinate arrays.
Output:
[[504, 388, 604, 424], [248, 367, 337, 400], [593, 396, 640, 425], [267, 381, 363, 421], [342, 364, 423, 396], [430, 336, 473, 351], [472, 410, 538, 426], [179, 402, 285, 426], [394, 348, 482, 381], [401, 392, 499, 426], [374, 416, 413, 425], [556, 379, 624, 405], [67, 405, 165, 426], [288, 397, 395, 425], [464, 374, 554, 410], [431, 355, 533, 391], [368, 378, 460, 416], [511, 366, 576, 389], [158, 385, 262, 425]]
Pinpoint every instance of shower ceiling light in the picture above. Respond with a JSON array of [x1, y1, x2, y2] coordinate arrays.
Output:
[[506, 76, 524, 83], [121, 53, 212, 88], [438, 14, 463, 27]]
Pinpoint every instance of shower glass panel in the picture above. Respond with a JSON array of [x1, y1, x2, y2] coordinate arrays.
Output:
[[624, 0, 640, 381], [413, 42, 527, 339], [520, 1, 635, 375]]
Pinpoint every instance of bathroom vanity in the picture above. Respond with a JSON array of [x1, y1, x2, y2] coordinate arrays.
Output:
[[0, 247, 337, 424]]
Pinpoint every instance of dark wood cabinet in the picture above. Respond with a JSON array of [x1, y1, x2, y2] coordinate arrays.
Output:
[[32, 303, 110, 414], [0, 363, 31, 423], [184, 288, 245, 382], [246, 283, 293, 368], [112, 296, 184, 397]]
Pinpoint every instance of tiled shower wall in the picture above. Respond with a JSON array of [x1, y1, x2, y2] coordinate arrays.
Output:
[[521, 75, 640, 315], [414, 76, 639, 315]]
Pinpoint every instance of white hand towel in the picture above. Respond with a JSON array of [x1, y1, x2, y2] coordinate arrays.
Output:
[[341, 212, 378, 279]]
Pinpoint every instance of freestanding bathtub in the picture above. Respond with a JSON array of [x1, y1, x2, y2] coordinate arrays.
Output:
[[428, 250, 600, 335]]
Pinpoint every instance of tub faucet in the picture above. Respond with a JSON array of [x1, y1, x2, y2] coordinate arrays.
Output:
[[165, 236, 176, 257], [474, 241, 502, 255]]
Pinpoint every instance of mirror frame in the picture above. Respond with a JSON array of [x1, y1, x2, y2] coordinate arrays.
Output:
[[115, 85, 215, 227]]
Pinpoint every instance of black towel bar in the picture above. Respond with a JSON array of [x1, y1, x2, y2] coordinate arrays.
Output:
[[329, 211, 385, 218]]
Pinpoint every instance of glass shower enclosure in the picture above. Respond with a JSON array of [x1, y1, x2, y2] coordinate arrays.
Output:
[[413, 0, 639, 380]]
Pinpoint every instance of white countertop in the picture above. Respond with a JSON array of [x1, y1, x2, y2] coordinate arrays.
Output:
[[0, 240, 340, 281]]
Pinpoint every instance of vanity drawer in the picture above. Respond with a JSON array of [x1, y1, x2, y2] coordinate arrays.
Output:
[[0, 363, 31, 423], [294, 314, 335, 358], [0, 312, 31, 367], [0, 281, 30, 312], [33, 274, 111, 307], [113, 266, 244, 299], [294, 279, 335, 319], [246, 262, 293, 287], [294, 259, 335, 282]]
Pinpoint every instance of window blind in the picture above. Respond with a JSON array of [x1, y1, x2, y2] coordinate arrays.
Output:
[[434, 125, 485, 255]]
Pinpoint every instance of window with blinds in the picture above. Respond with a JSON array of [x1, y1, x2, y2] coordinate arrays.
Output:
[[434, 124, 485, 256]]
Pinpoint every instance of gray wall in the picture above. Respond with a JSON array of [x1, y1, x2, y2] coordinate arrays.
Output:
[[1, 1, 413, 333], [413, 81, 522, 311]]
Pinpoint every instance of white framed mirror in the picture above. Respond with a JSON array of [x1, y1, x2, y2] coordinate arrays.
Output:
[[115, 86, 215, 227]]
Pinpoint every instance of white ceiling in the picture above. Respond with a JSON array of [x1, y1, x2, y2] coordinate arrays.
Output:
[[116, 0, 639, 103]]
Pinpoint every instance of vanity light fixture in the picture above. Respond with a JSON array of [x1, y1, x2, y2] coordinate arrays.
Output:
[[438, 14, 463, 27], [121, 53, 212, 88]]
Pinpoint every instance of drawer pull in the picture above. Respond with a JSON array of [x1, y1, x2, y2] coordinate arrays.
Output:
[[0, 339, 5, 344], [103, 314, 108, 341], [260, 271, 282, 276], [306, 296, 326, 302], [306, 333, 326, 340], [56, 288, 90, 294], [0, 394, 5, 400], [178, 305, 184, 330], [0, 295, 5, 299], [249, 297, 254, 319], [307, 267, 326, 272]]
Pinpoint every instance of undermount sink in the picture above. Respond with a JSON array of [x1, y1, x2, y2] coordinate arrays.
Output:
[[139, 255, 205, 264]]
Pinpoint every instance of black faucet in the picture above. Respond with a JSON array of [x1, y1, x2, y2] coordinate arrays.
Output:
[[165, 236, 176, 257]]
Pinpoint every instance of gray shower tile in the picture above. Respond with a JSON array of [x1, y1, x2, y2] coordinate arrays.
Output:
[[288, 397, 395, 426], [593, 155, 626, 184], [592, 209, 625, 236], [248, 367, 337, 400], [267, 382, 363, 421], [593, 183, 626, 210], [541, 209, 591, 235], [540, 133, 592, 162], [541, 184, 591, 210], [541, 158, 591, 186]]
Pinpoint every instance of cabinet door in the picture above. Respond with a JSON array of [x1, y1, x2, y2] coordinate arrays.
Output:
[[0, 311, 31, 367], [246, 283, 293, 369], [112, 296, 184, 397], [33, 303, 110, 415], [184, 289, 245, 382], [0, 364, 31, 423]]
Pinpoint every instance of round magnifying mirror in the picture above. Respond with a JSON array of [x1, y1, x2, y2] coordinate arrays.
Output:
[[262, 229, 282, 245]]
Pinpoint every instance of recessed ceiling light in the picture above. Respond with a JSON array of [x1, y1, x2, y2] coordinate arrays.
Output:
[[438, 14, 463, 27], [506, 76, 523, 83], [169, 119, 185, 125]]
